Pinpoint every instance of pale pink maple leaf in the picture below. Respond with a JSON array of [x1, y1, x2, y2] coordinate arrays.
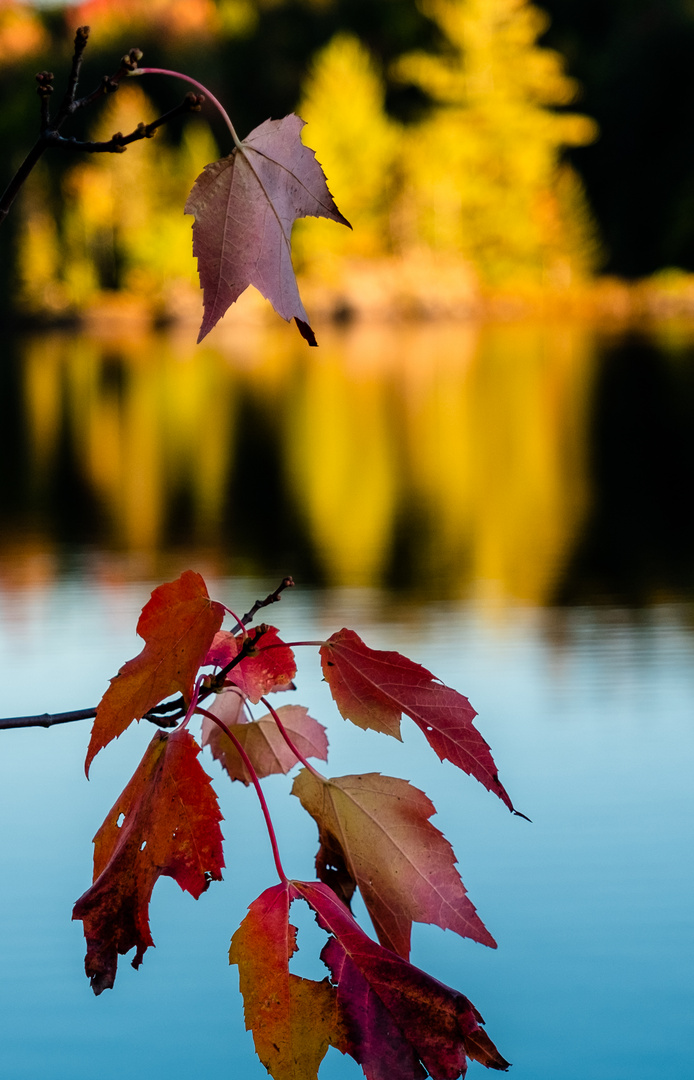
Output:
[[184, 113, 351, 345]]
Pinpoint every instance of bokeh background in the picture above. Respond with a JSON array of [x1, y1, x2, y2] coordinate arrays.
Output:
[[0, 3, 693, 1079]]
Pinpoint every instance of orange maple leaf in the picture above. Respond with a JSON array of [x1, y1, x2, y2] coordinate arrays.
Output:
[[73, 727, 224, 994], [86, 570, 224, 774]]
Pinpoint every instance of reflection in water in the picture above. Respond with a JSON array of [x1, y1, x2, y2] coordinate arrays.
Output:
[[1, 319, 692, 604]]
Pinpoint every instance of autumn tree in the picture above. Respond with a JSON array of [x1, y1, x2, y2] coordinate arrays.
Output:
[[396, 0, 599, 286]]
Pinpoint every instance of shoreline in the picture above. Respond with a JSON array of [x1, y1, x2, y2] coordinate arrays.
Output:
[[12, 261, 694, 336]]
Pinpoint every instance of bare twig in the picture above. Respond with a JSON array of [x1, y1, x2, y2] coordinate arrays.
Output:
[[44, 94, 204, 155], [237, 576, 295, 630], [52, 24, 91, 127], [0, 708, 97, 731], [0, 29, 202, 225], [0, 700, 183, 732]]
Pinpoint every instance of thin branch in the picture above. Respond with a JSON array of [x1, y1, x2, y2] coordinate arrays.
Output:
[[211, 627, 268, 687], [0, 577, 296, 731], [45, 94, 205, 155], [0, 708, 97, 731], [0, 701, 182, 732], [65, 41, 141, 121], [237, 576, 295, 631], [0, 32, 200, 226], [0, 137, 48, 225], [53, 24, 91, 127]]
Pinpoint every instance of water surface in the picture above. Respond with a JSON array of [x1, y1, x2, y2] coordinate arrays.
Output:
[[0, 319, 692, 1078]]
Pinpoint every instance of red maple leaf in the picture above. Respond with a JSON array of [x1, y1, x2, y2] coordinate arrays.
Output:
[[295, 881, 510, 1080], [229, 882, 346, 1080], [232, 881, 509, 1080], [204, 624, 297, 702], [185, 113, 351, 344], [203, 702, 328, 785], [320, 629, 515, 812], [292, 770, 495, 959], [86, 570, 224, 774], [73, 727, 224, 994]]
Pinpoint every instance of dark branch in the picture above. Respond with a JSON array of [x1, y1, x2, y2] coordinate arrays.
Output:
[[238, 576, 295, 630], [45, 94, 205, 155], [0, 137, 48, 226], [0, 708, 96, 731], [53, 24, 91, 127], [0, 32, 200, 225], [0, 700, 183, 732]]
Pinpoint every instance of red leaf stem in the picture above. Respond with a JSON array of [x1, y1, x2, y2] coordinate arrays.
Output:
[[197, 705, 287, 883], [133, 67, 242, 147], [260, 695, 325, 781]]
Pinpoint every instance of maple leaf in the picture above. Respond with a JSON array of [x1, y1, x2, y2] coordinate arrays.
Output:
[[202, 701, 328, 784], [86, 570, 224, 774], [320, 629, 515, 812], [184, 113, 351, 345], [73, 727, 224, 994], [205, 624, 297, 703], [229, 883, 346, 1080], [293, 880, 510, 1080], [292, 770, 495, 959]]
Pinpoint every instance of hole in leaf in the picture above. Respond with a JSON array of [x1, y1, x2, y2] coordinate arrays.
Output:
[[140, 841, 147, 851], [116, 813, 125, 828], [287, 898, 331, 982]]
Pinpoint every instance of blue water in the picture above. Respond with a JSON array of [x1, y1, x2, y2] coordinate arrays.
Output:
[[0, 573, 692, 1079]]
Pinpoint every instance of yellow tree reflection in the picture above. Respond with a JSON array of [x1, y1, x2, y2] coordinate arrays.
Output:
[[17, 322, 595, 606]]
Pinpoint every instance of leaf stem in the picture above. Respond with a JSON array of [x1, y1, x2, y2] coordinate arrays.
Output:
[[196, 705, 288, 884], [222, 606, 248, 638], [179, 676, 205, 730], [260, 696, 325, 781], [132, 67, 243, 150]]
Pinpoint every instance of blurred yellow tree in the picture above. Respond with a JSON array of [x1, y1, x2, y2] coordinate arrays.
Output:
[[396, 0, 600, 286], [0, 0, 47, 64], [293, 33, 401, 277]]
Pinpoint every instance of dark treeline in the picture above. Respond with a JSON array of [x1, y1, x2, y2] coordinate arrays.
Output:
[[540, 0, 694, 277]]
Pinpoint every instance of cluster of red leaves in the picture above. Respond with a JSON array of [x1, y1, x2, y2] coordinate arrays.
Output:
[[73, 571, 514, 1078], [230, 881, 509, 1080]]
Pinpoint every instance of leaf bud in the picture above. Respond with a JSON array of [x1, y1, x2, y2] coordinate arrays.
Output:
[[35, 71, 54, 97], [110, 132, 128, 153], [121, 47, 143, 72]]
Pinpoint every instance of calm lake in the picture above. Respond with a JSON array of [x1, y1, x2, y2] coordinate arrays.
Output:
[[0, 317, 692, 1079]]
